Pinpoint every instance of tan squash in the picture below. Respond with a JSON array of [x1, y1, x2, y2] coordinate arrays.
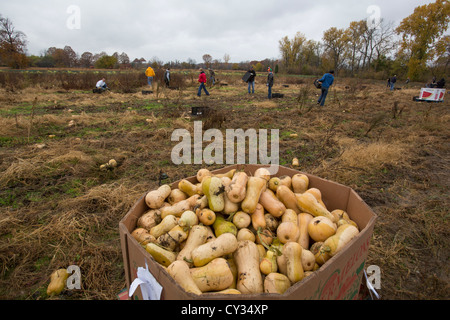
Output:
[[178, 210, 198, 228], [264, 272, 291, 294], [276, 185, 300, 214], [322, 224, 359, 257], [307, 216, 337, 242], [150, 215, 178, 238], [259, 250, 278, 275], [190, 258, 234, 292], [226, 171, 248, 203], [254, 167, 271, 182], [197, 208, 216, 226], [160, 195, 200, 219], [283, 242, 304, 284], [301, 249, 316, 271], [241, 176, 267, 214], [178, 179, 201, 197], [167, 260, 202, 295], [145, 242, 177, 267], [167, 189, 188, 205], [131, 227, 156, 245], [177, 225, 209, 267], [196, 168, 212, 183], [233, 240, 264, 294], [47, 269, 69, 296], [232, 211, 251, 229], [296, 192, 337, 222], [281, 208, 298, 223], [156, 225, 189, 251], [221, 177, 240, 215], [291, 174, 309, 194], [259, 189, 286, 218], [297, 213, 314, 250], [137, 209, 162, 231], [214, 168, 237, 180], [251, 203, 267, 231], [268, 177, 282, 192], [191, 232, 238, 267], [277, 221, 300, 244], [145, 184, 172, 209], [202, 176, 225, 212], [264, 213, 279, 232], [305, 188, 326, 208], [237, 228, 256, 242], [213, 214, 237, 237], [279, 175, 292, 189]]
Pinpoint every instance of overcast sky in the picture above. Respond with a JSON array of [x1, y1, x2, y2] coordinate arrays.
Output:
[[0, 0, 436, 63]]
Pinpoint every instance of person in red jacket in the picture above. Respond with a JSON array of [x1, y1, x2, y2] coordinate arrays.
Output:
[[197, 68, 210, 97]]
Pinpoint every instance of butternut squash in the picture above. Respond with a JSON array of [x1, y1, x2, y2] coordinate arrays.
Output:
[[210, 288, 241, 295], [237, 228, 256, 242], [156, 225, 189, 251], [264, 213, 279, 232], [177, 225, 209, 267], [221, 177, 240, 215], [255, 228, 274, 247], [167, 260, 202, 295], [213, 214, 237, 237], [291, 174, 309, 194], [214, 168, 237, 180], [137, 209, 161, 231], [264, 273, 291, 294], [251, 203, 266, 231], [160, 195, 200, 219], [283, 242, 304, 284], [232, 211, 251, 229], [131, 227, 156, 245], [254, 167, 271, 182], [150, 215, 178, 238], [276, 185, 300, 214], [226, 171, 248, 203], [268, 177, 282, 192], [202, 176, 225, 212], [259, 189, 286, 218], [279, 175, 292, 189], [305, 188, 326, 208], [196, 168, 212, 183], [260, 250, 278, 275], [241, 176, 267, 214], [297, 213, 314, 250], [145, 242, 177, 267], [296, 192, 337, 222], [310, 242, 331, 266], [167, 189, 187, 205], [47, 269, 69, 296], [145, 184, 172, 209], [191, 232, 238, 267], [277, 221, 300, 244], [197, 208, 216, 226], [322, 224, 359, 257], [178, 179, 201, 197], [178, 210, 198, 229], [301, 249, 316, 271], [307, 216, 337, 242], [281, 208, 298, 223], [190, 258, 234, 292], [233, 240, 264, 294]]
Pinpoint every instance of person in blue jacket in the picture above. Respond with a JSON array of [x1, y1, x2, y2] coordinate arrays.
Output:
[[317, 70, 334, 106]]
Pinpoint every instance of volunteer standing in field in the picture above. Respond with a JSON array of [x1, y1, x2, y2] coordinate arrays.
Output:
[[247, 66, 256, 94], [317, 70, 334, 106], [145, 66, 156, 87], [267, 67, 274, 99], [197, 68, 210, 97]]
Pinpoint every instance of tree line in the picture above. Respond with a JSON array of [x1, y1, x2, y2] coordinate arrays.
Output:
[[1, 0, 449, 81]]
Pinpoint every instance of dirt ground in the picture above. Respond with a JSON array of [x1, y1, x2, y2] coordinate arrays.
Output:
[[0, 71, 448, 300]]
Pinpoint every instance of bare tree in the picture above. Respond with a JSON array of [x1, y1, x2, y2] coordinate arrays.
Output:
[[0, 15, 28, 68]]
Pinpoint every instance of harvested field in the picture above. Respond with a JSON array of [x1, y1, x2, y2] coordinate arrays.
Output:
[[0, 70, 448, 300]]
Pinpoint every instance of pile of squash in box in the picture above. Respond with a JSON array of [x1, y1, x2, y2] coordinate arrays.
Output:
[[131, 167, 360, 295]]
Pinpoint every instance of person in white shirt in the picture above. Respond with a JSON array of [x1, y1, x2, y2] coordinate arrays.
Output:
[[96, 78, 109, 90]]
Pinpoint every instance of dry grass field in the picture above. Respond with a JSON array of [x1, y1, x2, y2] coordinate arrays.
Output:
[[0, 69, 448, 300]]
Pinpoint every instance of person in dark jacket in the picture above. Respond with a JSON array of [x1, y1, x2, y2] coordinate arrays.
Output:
[[197, 68, 210, 97], [390, 75, 397, 91], [247, 66, 256, 94], [436, 78, 445, 88], [164, 68, 170, 87], [267, 67, 274, 99], [317, 70, 334, 106]]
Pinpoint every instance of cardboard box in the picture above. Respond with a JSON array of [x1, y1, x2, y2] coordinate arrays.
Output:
[[418, 88, 446, 102], [119, 165, 377, 300]]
